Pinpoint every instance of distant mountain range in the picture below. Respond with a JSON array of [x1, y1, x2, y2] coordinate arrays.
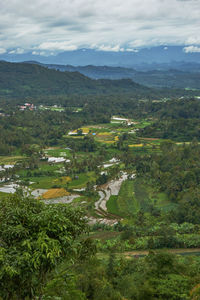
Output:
[[1, 46, 200, 67], [1, 45, 200, 90], [26, 61, 200, 89]]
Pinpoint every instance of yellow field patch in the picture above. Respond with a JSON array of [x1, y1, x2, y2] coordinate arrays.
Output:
[[80, 127, 90, 133], [70, 130, 78, 134], [129, 144, 143, 147], [71, 127, 90, 134], [0, 155, 25, 164], [176, 142, 191, 145], [103, 140, 115, 144], [63, 176, 72, 182], [53, 176, 72, 184], [140, 137, 159, 141], [98, 132, 112, 136], [42, 188, 69, 199], [114, 136, 119, 141]]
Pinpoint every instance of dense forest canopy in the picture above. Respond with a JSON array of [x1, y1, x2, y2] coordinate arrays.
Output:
[[0, 61, 151, 98]]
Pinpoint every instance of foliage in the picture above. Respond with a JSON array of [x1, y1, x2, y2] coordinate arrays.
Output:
[[0, 61, 153, 98], [0, 193, 89, 299]]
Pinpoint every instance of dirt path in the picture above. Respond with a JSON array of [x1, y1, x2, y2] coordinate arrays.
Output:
[[88, 216, 118, 226], [123, 248, 200, 257]]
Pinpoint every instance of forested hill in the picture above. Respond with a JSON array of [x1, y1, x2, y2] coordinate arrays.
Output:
[[0, 61, 154, 98], [29, 61, 200, 89]]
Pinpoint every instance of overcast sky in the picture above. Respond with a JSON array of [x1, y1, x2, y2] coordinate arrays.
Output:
[[0, 0, 200, 55]]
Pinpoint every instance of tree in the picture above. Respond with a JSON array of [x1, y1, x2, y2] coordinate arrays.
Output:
[[160, 140, 175, 153], [0, 193, 89, 299]]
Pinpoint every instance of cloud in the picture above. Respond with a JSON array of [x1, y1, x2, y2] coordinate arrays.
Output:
[[90, 44, 139, 52], [186, 36, 200, 45], [38, 42, 78, 51], [9, 48, 25, 54], [0, 0, 200, 53], [184, 46, 200, 53], [126, 48, 139, 52], [95, 45, 125, 52], [0, 48, 6, 54], [32, 51, 55, 56]]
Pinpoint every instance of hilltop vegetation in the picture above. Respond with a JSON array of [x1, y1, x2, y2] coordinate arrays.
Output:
[[0, 61, 197, 99], [0, 61, 152, 98]]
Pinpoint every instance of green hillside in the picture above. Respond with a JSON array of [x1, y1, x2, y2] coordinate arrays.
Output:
[[0, 61, 152, 98]]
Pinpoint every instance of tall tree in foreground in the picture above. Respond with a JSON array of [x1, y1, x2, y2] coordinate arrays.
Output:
[[0, 193, 90, 299]]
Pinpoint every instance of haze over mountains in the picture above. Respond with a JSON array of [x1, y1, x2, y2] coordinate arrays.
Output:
[[2, 46, 200, 67], [1, 45, 200, 90], [31, 62, 199, 89]]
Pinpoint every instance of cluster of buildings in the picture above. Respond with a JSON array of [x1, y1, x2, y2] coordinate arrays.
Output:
[[19, 103, 35, 111]]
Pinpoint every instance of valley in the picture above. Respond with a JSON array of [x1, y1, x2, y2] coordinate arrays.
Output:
[[1, 112, 200, 253], [1, 62, 200, 299]]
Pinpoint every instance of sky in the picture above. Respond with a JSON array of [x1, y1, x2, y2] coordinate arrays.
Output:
[[0, 0, 200, 56]]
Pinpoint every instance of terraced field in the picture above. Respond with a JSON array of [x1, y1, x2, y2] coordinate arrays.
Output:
[[107, 178, 172, 217], [0, 117, 180, 223]]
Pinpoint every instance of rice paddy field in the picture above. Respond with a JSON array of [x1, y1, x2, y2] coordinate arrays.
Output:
[[62, 117, 165, 154], [107, 178, 175, 217], [2, 114, 199, 262], [0, 155, 26, 165], [41, 188, 69, 199], [0, 116, 181, 217], [0, 117, 162, 200]]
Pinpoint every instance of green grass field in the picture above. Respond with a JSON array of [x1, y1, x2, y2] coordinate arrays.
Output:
[[107, 195, 122, 216], [68, 172, 96, 189], [44, 148, 72, 158], [30, 176, 59, 189], [0, 191, 9, 199], [27, 171, 96, 190], [117, 180, 139, 216], [107, 178, 172, 217], [134, 120, 152, 129], [0, 155, 26, 164]]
